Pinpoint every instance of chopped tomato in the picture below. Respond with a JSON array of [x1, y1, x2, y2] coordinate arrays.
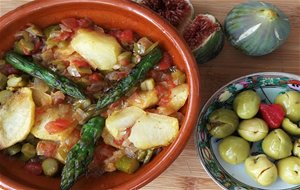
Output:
[[110, 29, 134, 44], [24, 161, 43, 175], [45, 118, 74, 134], [36, 140, 58, 158], [119, 59, 130, 66], [93, 142, 116, 164], [77, 18, 92, 28], [35, 107, 47, 116], [0, 64, 20, 75], [53, 31, 72, 42], [60, 128, 81, 151], [155, 84, 171, 106], [113, 128, 131, 146], [72, 59, 90, 68], [33, 38, 42, 53], [162, 73, 176, 88], [61, 18, 79, 30], [88, 73, 102, 82], [51, 91, 65, 105], [156, 52, 172, 70], [108, 98, 123, 109]]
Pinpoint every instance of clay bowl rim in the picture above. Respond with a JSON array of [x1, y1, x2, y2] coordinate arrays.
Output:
[[0, 0, 201, 189]]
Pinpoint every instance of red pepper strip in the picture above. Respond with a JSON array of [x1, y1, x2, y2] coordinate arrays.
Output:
[[259, 103, 285, 129]]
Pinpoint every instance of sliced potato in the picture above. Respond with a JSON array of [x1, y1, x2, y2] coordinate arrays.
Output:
[[0, 87, 35, 150], [0, 90, 13, 105], [157, 83, 189, 115], [127, 90, 159, 109], [102, 127, 122, 149], [128, 112, 179, 149], [31, 89, 52, 107], [31, 104, 76, 141], [71, 29, 121, 70], [105, 106, 146, 139]]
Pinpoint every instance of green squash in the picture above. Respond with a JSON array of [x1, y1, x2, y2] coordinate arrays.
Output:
[[224, 1, 290, 56]]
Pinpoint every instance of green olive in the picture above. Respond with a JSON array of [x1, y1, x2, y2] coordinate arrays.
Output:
[[293, 139, 300, 158], [282, 117, 300, 135], [21, 143, 36, 159], [277, 156, 300, 184], [262, 129, 292, 160], [233, 90, 260, 119], [218, 136, 250, 165], [42, 158, 59, 176], [275, 91, 300, 122], [245, 154, 277, 186], [238, 118, 268, 142], [206, 108, 239, 138]]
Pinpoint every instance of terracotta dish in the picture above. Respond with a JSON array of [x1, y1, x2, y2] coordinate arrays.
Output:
[[0, 0, 200, 189]]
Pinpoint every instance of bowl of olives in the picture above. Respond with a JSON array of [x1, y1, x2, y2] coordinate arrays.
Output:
[[195, 72, 300, 190]]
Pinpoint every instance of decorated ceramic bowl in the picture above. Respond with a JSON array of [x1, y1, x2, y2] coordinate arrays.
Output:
[[195, 72, 300, 190], [0, 0, 200, 189]]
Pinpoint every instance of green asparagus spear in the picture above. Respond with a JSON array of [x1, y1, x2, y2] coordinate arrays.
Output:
[[60, 116, 105, 190], [96, 47, 163, 110], [4, 52, 86, 99]]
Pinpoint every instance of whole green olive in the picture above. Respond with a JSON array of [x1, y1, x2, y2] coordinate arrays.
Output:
[[262, 129, 292, 160], [218, 136, 250, 165], [282, 117, 300, 135], [293, 139, 300, 158], [275, 91, 300, 122], [238, 118, 268, 142], [245, 154, 277, 186], [206, 108, 239, 138], [233, 90, 260, 119], [277, 156, 300, 184]]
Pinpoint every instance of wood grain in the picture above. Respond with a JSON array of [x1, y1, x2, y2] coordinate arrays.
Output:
[[1, 0, 299, 190]]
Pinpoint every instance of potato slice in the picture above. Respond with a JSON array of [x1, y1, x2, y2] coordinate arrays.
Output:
[[105, 106, 146, 139], [0, 87, 35, 150], [71, 29, 121, 70], [31, 104, 76, 141], [128, 112, 179, 149], [127, 90, 159, 109], [157, 83, 189, 115], [31, 89, 52, 107]]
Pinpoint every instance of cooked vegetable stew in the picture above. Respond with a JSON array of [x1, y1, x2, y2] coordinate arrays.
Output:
[[0, 18, 189, 189]]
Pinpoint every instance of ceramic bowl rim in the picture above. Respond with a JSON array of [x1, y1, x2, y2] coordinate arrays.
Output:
[[194, 72, 300, 190]]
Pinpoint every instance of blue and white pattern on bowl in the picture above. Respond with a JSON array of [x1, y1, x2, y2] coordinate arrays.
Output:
[[195, 72, 300, 190]]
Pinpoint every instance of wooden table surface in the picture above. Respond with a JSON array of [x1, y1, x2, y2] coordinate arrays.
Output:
[[1, 0, 299, 189]]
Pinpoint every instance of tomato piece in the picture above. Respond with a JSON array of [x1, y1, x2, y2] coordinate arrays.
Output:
[[64, 128, 81, 150], [61, 18, 79, 30], [162, 73, 176, 88], [119, 59, 130, 66], [51, 91, 65, 105], [89, 73, 102, 82], [24, 161, 43, 175], [72, 59, 90, 68], [155, 84, 171, 106], [77, 18, 92, 28], [45, 118, 74, 134], [36, 140, 58, 158], [53, 31, 72, 42], [113, 128, 131, 146], [110, 29, 134, 44], [93, 142, 116, 164], [35, 107, 47, 116], [156, 52, 172, 70], [0, 64, 20, 75]]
